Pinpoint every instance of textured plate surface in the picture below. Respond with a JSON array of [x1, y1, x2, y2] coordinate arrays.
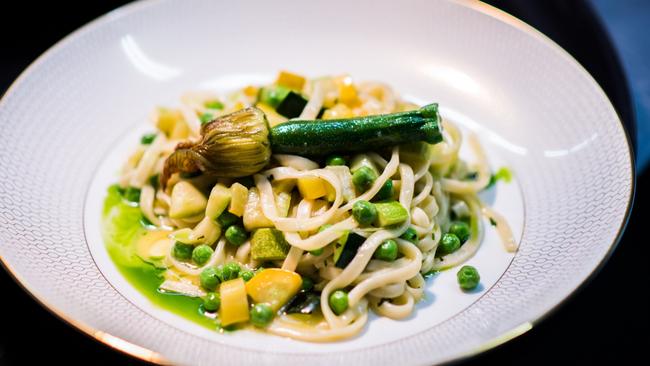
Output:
[[0, 0, 633, 365]]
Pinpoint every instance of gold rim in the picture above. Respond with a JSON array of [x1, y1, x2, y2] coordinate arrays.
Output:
[[0, 0, 636, 364]]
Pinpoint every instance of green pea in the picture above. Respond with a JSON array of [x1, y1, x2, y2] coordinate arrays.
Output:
[[200, 267, 220, 290], [352, 200, 377, 226], [217, 211, 240, 228], [240, 270, 255, 282], [352, 166, 377, 192], [457, 265, 480, 290], [250, 303, 274, 327], [439, 233, 461, 255], [123, 187, 141, 203], [222, 262, 241, 281], [301, 276, 314, 291], [400, 227, 419, 244], [140, 133, 157, 145], [374, 179, 393, 201], [192, 245, 214, 265], [374, 239, 398, 261], [225, 225, 248, 246], [326, 155, 346, 166], [329, 290, 349, 315], [449, 221, 471, 244], [204, 100, 224, 110], [172, 242, 193, 260], [199, 112, 214, 125], [203, 292, 220, 312]]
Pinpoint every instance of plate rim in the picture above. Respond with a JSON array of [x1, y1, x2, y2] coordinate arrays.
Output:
[[0, 0, 636, 364]]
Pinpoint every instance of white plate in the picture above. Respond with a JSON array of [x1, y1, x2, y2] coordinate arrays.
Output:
[[0, 0, 634, 365]]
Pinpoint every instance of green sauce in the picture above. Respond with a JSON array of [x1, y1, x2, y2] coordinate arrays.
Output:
[[102, 185, 217, 330]]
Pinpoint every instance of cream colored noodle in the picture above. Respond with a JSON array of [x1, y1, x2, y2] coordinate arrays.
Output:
[[118, 74, 519, 342]]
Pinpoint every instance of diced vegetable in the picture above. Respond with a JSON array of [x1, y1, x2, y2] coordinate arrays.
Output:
[[219, 278, 250, 326], [169, 181, 207, 219], [258, 85, 291, 108], [189, 216, 222, 245], [276, 91, 308, 118], [245, 268, 302, 311], [217, 211, 239, 228], [228, 183, 248, 217], [285, 292, 320, 315], [338, 77, 360, 107], [123, 187, 141, 203], [172, 242, 193, 260], [205, 184, 231, 220], [334, 232, 364, 268], [374, 201, 409, 227], [256, 102, 288, 127], [140, 133, 157, 145], [250, 228, 290, 261], [243, 188, 274, 231], [204, 100, 224, 110], [199, 113, 214, 125], [156, 108, 184, 137], [276, 71, 306, 91], [297, 176, 328, 200]]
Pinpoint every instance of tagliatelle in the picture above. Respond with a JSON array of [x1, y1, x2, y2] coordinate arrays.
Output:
[[108, 71, 518, 342]]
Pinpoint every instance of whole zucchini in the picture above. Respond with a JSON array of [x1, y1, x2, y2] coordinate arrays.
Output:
[[162, 104, 442, 186]]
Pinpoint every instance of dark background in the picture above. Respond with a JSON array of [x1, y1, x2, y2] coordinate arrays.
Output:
[[1, 1, 648, 364]]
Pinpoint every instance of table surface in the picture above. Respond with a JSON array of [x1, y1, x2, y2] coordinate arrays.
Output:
[[1, 1, 648, 364]]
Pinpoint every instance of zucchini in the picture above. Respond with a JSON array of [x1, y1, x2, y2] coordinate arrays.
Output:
[[251, 228, 290, 261], [334, 232, 365, 268], [271, 104, 442, 156], [276, 91, 308, 118], [374, 201, 409, 227]]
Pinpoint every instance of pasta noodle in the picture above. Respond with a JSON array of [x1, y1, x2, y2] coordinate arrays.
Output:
[[110, 72, 518, 342]]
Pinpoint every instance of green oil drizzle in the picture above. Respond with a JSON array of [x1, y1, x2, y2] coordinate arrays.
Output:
[[102, 185, 216, 330]]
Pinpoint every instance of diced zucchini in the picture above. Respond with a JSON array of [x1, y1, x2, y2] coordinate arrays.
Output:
[[256, 102, 288, 127], [374, 201, 409, 227], [245, 268, 302, 311], [243, 188, 273, 231], [228, 182, 248, 217], [251, 228, 290, 261], [285, 292, 320, 315], [219, 278, 250, 326], [205, 184, 231, 220], [258, 85, 290, 108], [276, 91, 308, 119], [297, 176, 328, 200], [276, 71, 306, 91], [334, 232, 364, 268], [169, 181, 207, 219], [275, 191, 292, 218]]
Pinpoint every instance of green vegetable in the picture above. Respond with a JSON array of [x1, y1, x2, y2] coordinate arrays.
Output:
[[487, 167, 513, 188], [203, 292, 221, 312], [439, 233, 461, 254], [352, 200, 377, 226], [286, 292, 320, 315], [172, 242, 193, 260], [374, 179, 393, 201], [222, 262, 241, 280], [162, 105, 442, 186], [329, 290, 349, 315], [200, 267, 221, 290], [309, 247, 324, 256], [448, 221, 470, 244], [199, 113, 214, 125], [259, 85, 291, 108], [334, 232, 364, 269], [251, 228, 290, 261], [240, 270, 255, 282], [140, 133, 157, 145], [192, 245, 214, 265], [276, 91, 308, 118], [400, 227, 419, 244], [271, 104, 442, 156], [250, 303, 274, 327], [123, 187, 141, 203], [217, 211, 240, 228], [352, 166, 378, 193], [457, 265, 480, 290], [225, 225, 248, 246], [204, 100, 224, 110], [374, 201, 409, 227], [301, 276, 314, 291], [374, 239, 398, 261], [326, 155, 346, 166]]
